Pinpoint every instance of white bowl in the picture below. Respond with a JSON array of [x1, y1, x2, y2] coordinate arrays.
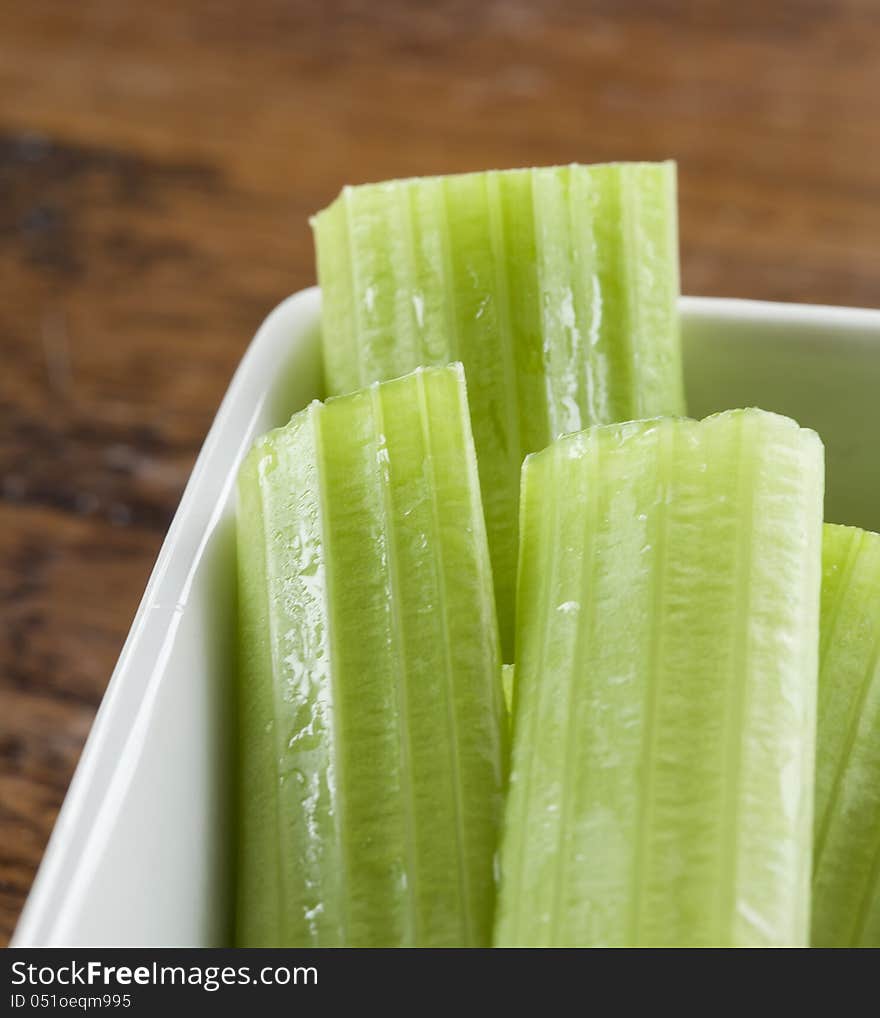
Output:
[[13, 289, 880, 946]]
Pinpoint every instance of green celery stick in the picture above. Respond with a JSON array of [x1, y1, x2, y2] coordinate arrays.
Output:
[[236, 364, 506, 947], [812, 524, 880, 947], [313, 163, 683, 657], [496, 409, 823, 947]]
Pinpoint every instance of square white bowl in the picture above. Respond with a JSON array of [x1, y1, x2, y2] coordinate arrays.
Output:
[[13, 288, 880, 946]]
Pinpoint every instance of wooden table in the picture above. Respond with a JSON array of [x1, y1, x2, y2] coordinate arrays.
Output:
[[1, 1, 878, 944]]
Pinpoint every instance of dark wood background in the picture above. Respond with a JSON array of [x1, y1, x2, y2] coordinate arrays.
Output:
[[1, 0, 878, 944]]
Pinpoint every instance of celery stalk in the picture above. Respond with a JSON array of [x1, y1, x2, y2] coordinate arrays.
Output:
[[496, 410, 823, 947], [236, 364, 505, 946], [313, 163, 683, 656], [812, 524, 880, 947]]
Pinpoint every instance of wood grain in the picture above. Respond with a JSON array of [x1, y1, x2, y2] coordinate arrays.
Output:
[[1, 0, 879, 944]]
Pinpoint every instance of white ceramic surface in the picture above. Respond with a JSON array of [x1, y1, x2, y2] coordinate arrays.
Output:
[[12, 289, 880, 946]]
